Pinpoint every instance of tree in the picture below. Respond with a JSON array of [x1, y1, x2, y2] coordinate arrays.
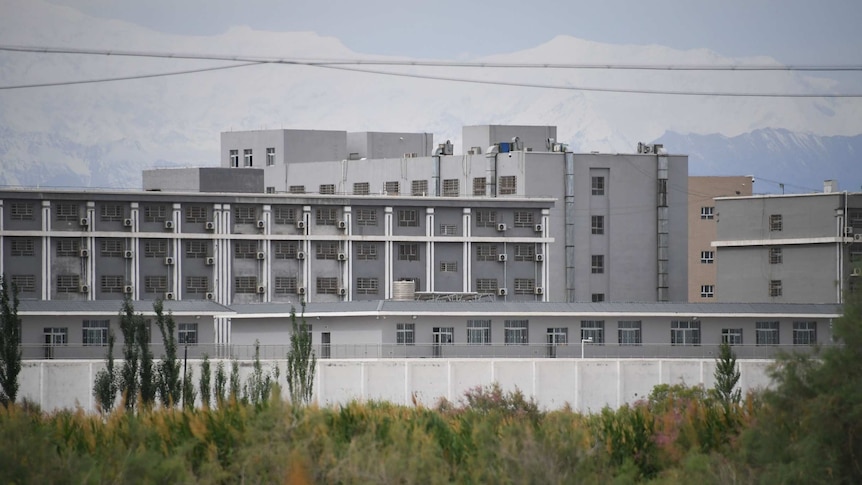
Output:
[[138, 316, 156, 409], [92, 328, 118, 412], [0, 276, 22, 406], [118, 298, 143, 410], [286, 303, 316, 406], [214, 361, 227, 407], [199, 354, 212, 409], [154, 300, 181, 407], [712, 341, 741, 407]]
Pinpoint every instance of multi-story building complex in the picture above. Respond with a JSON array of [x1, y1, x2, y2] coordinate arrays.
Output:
[[714, 188, 861, 303], [688, 176, 753, 301]]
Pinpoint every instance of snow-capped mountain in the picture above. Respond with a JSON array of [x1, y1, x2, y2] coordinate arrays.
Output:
[[1, 0, 860, 191]]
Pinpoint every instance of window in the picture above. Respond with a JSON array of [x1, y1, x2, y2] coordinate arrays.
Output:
[[514, 278, 535, 295], [700, 251, 714, 264], [266, 147, 275, 166], [504, 320, 529, 345], [289, 185, 306, 194], [700, 285, 715, 298], [83, 320, 110, 346], [591, 215, 604, 235], [396, 323, 415, 345], [356, 243, 378, 261], [185, 205, 207, 223], [476, 244, 498, 261], [56, 203, 79, 222], [473, 177, 486, 196], [442, 179, 459, 197], [234, 206, 256, 224], [234, 241, 257, 259], [467, 320, 491, 345], [433, 327, 454, 355], [10, 202, 34, 220], [671, 320, 701, 346], [384, 181, 400, 195], [398, 209, 418, 227], [514, 211, 534, 228], [274, 277, 298, 295], [316, 242, 338, 260], [700, 207, 715, 220], [591, 255, 604, 274], [356, 208, 377, 226], [591, 176, 605, 196], [793, 321, 817, 345], [547, 328, 568, 346], [722, 328, 743, 345], [591, 293, 605, 302], [56, 275, 80, 293], [475, 210, 497, 227], [100, 204, 123, 222], [398, 243, 419, 261], [273, 206, 296, 224], [274, 241, 298, 259], [229, 149, 239, 167], [439, 224, 457, 236], [356, 277, 379, 295], [618, 321, 642, 345], [10, 275, 35, 293], [353, 182, 370, 195], [769, 247, 783, 264], [186, 276, 209, 294], [44, 327, 68, 358], [56, 239, 80, 257], [179, 323, 198, 345], [514, 244, 534, 262], [144, 276, 167, 293], [100, 275, 124, 293], [316, 277, 338, 294], [235, 276, 258, 293], [476, 279, 498, 294], [440, 261, 458, 272], [849, 209, 862, 228], [10, 238, 35, 257], [769, 214, 783, 232], [581, 320, 605, 344], [412, 180, 428, 196], [144, 205, 167, 223], [185, 240, 207, 259], [319, 184, 335, 195], [143, 240, 167, 257], [316, 208, 337, 225], [243, 148, 253, 167], [498, 175, 517, 195], [769, 280, 782, 297], [756, 321, 780, 346]]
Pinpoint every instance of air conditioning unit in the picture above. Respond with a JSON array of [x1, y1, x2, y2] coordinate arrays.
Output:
[[123, 250, 134, 259], [533, 224, 543, 232], [257, 220, 266, 229], [338, 288, 347, 296], [498, 253, 508, 262], [296, 220, 306, 229], [496, 223, 507, 232], [123, 218, 133, 227], [497, 288, 508, 296], [205, 221, 215, 230], [845, 226, 854, 235], [256, 251, 266, 260], [535, 254, 544, 262], [79, 217, 90, 226], [205, 292, 214, 300], [164, 220, 175, 230], [337, 220, 347, 230], [165, 292, 175, 300], [79, 284, 89, 294], [855, 234, 862, 242], [337, 253, 348, 261], [79, 248, 90, 258], [123, 285, 133, 294], [297, 287, 306, 295], [851, 268, 861, 277], [296, 251, 306, 260], [205, 256, 215, 265], [535, 287, 544, 295], [256, 285, 266, 294], [164, 256, 175, 265]]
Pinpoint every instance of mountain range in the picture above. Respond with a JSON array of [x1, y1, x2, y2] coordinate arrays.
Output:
[[0, 0, 860, 193]]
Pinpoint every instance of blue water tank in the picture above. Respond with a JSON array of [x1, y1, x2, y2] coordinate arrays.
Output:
[[498, 142, 511, 153]]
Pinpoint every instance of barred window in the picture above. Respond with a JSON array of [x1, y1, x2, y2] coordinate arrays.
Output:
[[514, 278, 535, 295], [384, 181, 400, 195], [185, 205, 208, 223], [11, 275, 35, 292], [700, 207, 715, 220], [83, 320, 110, 346], [56, 274, 80, 293], [398, 209, 418, 227], [398, 243, 419, 261], [473, 177, 486, 196], [793, 321, 816, 345], [144, 276, 167, 293], [100, 275, 124, 293], [504, 320, 529, 345], [769, 247, 783, 264], [498, 175, 517, 195], [475, 210, 497, 227], [439, 224, 457, 236], [234, 206, 256, 224], [289, 185, 306, 194], [618, 321, 642, 345], [591, 176, 605, 196], [274, 241, 299, 259], [356, 277, 379, 295], [319, 184, 335, 195], [10, 238, 35, 257], [235, 276, 258, 293], [100, 204, 123, 222], [144, 205, 167, 223], [356, 208, 377, 226], [769, 214, 783, 232], [700, 251, 714, 264], [591, 215, 604, 235], [769, 280, 782, 297], [356, 243, 378, 260], [440, 262, 458, 272], [442, 179, 459, 197], [467, 320, 491, 345], [476, 244, 498, 261], [55, 203, 79, 221], [316, 208, 337, 226], [514, 244, 534, 262], [234, 241, 257, 259], [396, 323, 415, 345], [179, 323, 198, 345], [476, 279, 498, 294], [671, 320, 700, 346], [273, 206, 296, 224], [316, 242, 338, 260], [591, 255, 604, 274], [10, 202, 34, 220], [186, 276, 209, 293], [581, 320, 605, 344], [185, 240, 207, 258], [143, 240, 167, 258], [592, 293, 605, 302], [353, 182, 370, 195], [411, 180, 428, 196], [722, 328, 743, 345], [274, 277, 298, 294], [514, 211, 534, 228], [316, 277, 339, 294], [700, 285, 715, 298], [56, 239, 80, 257], [756, 321, 780, 345]]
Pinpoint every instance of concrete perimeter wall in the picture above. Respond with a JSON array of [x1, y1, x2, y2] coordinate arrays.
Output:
[[19, 359, 774, 413]]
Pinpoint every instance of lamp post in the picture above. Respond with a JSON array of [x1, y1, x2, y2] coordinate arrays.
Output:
[[581, 337, 593, 359]]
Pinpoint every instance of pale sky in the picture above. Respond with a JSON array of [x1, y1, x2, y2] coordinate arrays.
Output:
[[44, 0, 862, 64]]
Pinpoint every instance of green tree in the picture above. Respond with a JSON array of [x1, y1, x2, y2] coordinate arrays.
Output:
[[0, 276, 22, 406], [154, 300, 181, 407], [92, 327, 118, 412], [199, 354, 212, 409], [138, 315, 156, 409], [286, 303, 316, 406], [118, 298, 143, 410], [712, 341, 741, 407], [214, 360, 227, 407]]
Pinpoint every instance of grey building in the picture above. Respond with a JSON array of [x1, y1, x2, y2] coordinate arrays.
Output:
[[714, 190, 862, 303]]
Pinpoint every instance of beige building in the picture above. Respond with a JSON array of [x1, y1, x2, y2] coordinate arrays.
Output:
[[688, 176, 753, 301]]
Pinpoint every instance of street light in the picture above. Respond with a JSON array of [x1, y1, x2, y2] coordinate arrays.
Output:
[[581, 337, 593, 359]]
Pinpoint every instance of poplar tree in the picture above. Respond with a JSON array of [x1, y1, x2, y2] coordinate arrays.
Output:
[[0, 276, 22, 407], [286, 302, 316, 406]]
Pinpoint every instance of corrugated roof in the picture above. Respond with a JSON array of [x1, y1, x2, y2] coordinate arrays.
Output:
[[18, 299, 234, 316]]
